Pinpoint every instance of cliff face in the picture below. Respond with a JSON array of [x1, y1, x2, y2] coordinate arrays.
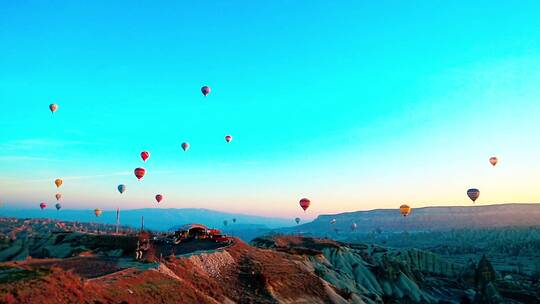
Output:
[[252, 236, 467, 304]]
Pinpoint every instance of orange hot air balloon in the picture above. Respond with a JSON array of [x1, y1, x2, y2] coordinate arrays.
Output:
[[399, 204, 411, 217], [49, 104, 58, 113], [55, 193, 62, 201], [40, 202, 46, 210], [94, 208, 102, 217], [467, 188, 480, 203], [225, 135, 232, 143], [155, 194, 163, 203], [134, 168, 146, 180], [201, 86, 211, 96], [141, 151, 150, 162], [299, 198, 311, 211], [54, 178, 63, 188], [489, 157, 498, 166]]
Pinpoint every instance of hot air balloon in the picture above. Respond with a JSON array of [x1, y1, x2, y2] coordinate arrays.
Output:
[[351, 223, 358, 231], [225, 135, 232, 143], [55, 203, 62, 211], [141, 151, 150, 162], [49, 104, 58, 113], [295, 217, 301, 224], [118, 184, 126, 194], [330, 219, 337, 225], [232, 218, 237, 223], [55, 193, 62, 201], [181, 142, 190, 152], [489, 157, 498, 167], [299, 198, 311, 211], [467, 188, 480, 203], [54, 178, 63, 188], [223, 220, 228, 226], [155, 194, 163, 203], [399, 204, 411, 217], [40, 202, 46, 210], [94, 208, 102, 217], [134, 168, 146, 180], [201, 86, 211, 96]]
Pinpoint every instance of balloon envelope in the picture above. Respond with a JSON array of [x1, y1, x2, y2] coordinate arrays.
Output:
[[118, 184, 126, 194], [201, 86, 211, 96], [295, 217, 301, 224], [94, 208, 102, 217], [400, 204, 411, 217], [467, 188, 480, 202], [299, 198, 311, 211], [181, 142, 190, 151], [351, 223, 358, 230], [155, 194, 163, 203], [54, 178, 63, 188], [141, 151, 150, 162], [330, 219, 337, 225], [39, 202, 46, 210], [232, 218, 237, 223], [489, 157, 498, 166], [225, 135, 232, 143], [55, 193, 62, 201], [49, 104, 58, 113], [223, 220, 228, 226], [134, 168, 146, 180], [55, 203, 62, 210]]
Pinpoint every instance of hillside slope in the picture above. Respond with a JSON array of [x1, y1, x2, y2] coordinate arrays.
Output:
[[3, 234, 536, 303]]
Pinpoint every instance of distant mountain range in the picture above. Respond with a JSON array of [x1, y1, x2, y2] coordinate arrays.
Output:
[[3, 203, 539, 241], [281, 203, 540, 236], [0, 208, 293, 232]]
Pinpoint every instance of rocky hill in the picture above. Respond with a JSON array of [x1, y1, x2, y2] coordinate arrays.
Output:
[[1, 222, 538, 303]]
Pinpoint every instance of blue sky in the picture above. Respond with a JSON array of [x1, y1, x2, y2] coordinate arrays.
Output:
[[1, 1, 540, 218]]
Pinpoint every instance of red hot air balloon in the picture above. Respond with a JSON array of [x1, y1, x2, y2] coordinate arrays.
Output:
[[155, 194, 163, 203], [299, 198, 311, 211], [181, 142, 190, 151], [134, 168, 146, 180], [40, 202, 46, 210], [49, 104, 58, 113], [141, 151, 150, 162], [467, 188, 480, 203], [225, 135, 232, 143], [201, 86, 211, 96]]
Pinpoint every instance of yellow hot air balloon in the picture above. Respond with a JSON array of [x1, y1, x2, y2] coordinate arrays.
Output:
[[94, 208, 102, 217], [54, 178, 63, 188], [400, 204, 411, 217]]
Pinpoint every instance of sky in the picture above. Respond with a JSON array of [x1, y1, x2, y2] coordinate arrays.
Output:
[[1, 1, 540, 218]]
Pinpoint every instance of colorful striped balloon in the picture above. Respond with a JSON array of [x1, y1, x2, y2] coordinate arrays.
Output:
[[134, 168, 146, 180]]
